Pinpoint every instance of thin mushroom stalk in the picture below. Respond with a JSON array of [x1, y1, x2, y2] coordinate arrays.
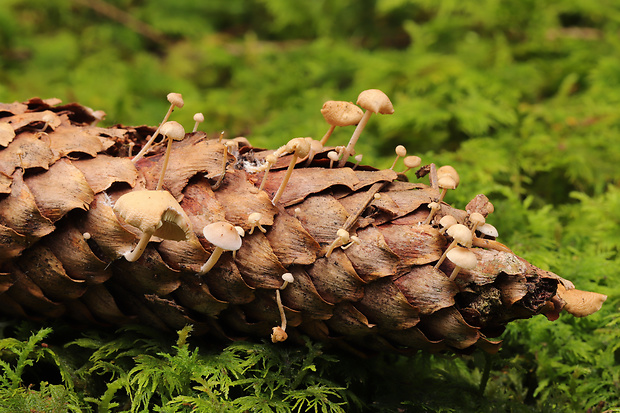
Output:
[[271, 138, 311, 205]]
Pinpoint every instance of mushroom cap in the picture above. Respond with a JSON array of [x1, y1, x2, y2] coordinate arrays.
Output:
[[356, 89, 394, 114], [446, 223, 473, 247], [327, 151, 340, 161], [282, 273, 294, 283], [447, 246, 477, 270], [439, 215, 458, 229], [193, 113, 204, 122], [477, 223, 499, 238], [437, 165, 460, 187], [321, 101, 364, 126], [160, 121, 186, 141], [469, 212, 486, 226], [113, 190, 192, 241], [557, 284, 607, 317], [248, 212, 263, 224], [203, 222, 243, 251], [395, 145, 407, 157], [437, 175, 457, 190], [167, 92, 184, 108], [403, 155, 421, 169], [285, 137, 312, 158]]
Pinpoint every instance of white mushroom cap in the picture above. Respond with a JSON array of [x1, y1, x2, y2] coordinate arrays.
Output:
[[470, 212, 486, 227], [248, 212, 263, 224], [203, 222, 243, 251], [395, 145, 407, 157], [321, 101, 364, 126], [477, 223, 499, 238], [193, 113, 205, 122], [167, 92, 184, 108], [282, 273, 294, 284], [446, 224, 473, 247], [356, 89, 394, 114], [113, 190, 191, 241], [160, 121, 185, 141], [447, 246, 477, 270]]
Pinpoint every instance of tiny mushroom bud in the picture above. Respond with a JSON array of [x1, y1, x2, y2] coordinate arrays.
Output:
[[437, 165, 460, 202], [434, 223, 472, 270], [156, 121, 186, 191], [192, 113, 205, 132], [320, 100, 364, 145], [272, 138, 311, 205], [342, 235, 361, 250], [113, 190, 193, 262], [198, 222, 243, 275], [133, 92, 185, 162], [339, 89, 394, 167], [390, 145, 407, 170], [325, 228, 350, 257], [403, 156, 422, 173], [258, 154, 278, 191], [352, 154, 363, 170], [248, 212, 266, 234], [272, 272, 295, 343], [422, 202, 441, 225], [303, 138, 324, 166], [446, 246, 478, 281], [327, 151, 340, 168]]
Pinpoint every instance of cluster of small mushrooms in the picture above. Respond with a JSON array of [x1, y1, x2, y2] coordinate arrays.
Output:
[[109, 89, 605, 343]]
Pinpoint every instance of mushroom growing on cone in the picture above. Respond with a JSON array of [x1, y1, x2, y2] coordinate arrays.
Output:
[[0, 96, 606, 355]]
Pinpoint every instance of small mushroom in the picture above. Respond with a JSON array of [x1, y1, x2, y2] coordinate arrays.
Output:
[[325, 228, 350, 257], [327, 151, 340, 168], [248, 212, 266, 234], [271, 138, 311, 205], [469, 212, 486, 236], [272, 273, 295, 343], [192, 113, 204, 133], [438, 215, 458, 234], [390, 145, 407, 170], [258, 154, 278, 191], [422, 202, 441, 225], [352, 154, 363, 170], [402, 156, 422, 174], [133, 92, 185, 162], [156, 121, 186, 190], [319, 100, 364, 145], [437, 165, 460, 202], [338, 89, 394, 167], [477, 223, 499, 238], [446, 246, 477, 281], [198, 222, 243, 275], [113, 190, 192, 262], [434, 223, 472, 270], [303, 138, 324, 166]]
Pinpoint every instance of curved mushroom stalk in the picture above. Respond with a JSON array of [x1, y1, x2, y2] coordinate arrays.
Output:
[[123, 230, 155, 262], [271, 138, 311, 205]]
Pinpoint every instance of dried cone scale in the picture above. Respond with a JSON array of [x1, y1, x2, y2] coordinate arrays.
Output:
[[0, 97, 607, 355]]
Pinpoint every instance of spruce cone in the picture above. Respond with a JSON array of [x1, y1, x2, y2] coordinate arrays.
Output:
[[0, 97, 606, 354]]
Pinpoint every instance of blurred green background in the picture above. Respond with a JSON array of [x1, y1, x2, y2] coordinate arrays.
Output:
[[1, 0, 619, 411]]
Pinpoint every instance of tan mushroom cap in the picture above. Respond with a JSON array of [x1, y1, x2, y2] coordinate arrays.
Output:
[[113, 190, 191, 241], [356, 89, 394, 114], [437, 175, 457, 190], [437, 165, 460, 187], [439, 215, 458, 230], [203, 222, 243, 251], [447, 224, 473, 247], [321, 101, 364, 127], [557, 284, 607, 317], [160, 121, 185, 141], [167, 92, 184, 108], [447, 246, 477, 270]]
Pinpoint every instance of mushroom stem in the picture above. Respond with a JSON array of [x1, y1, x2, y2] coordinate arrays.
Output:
[[275, 289, 287, 331], [320, 125, 336, 145], [434, 239, 457, 270], [338, 110, 372, 167], [272, 155, 298, 205], [197, 247, 224, 275], [449, 265, 462, 281], [156, 136, 174, 190], [124, 230, 154, 262], [132, 105, 175, 163]]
